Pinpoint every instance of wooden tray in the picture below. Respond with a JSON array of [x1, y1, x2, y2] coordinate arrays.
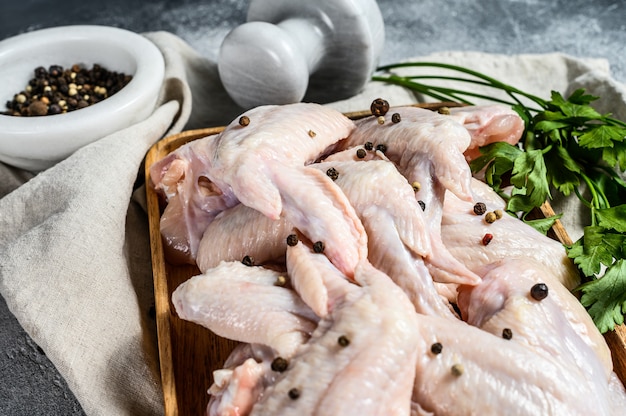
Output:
[[145, 103, 626, 416]]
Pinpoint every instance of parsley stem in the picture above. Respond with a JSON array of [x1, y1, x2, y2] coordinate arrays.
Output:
[[606, 116, 626, 128], [376, 61, 548, 108], [573, 186, 593, 211], [580, 172, 610, 212], [370, 75, 472, 103]]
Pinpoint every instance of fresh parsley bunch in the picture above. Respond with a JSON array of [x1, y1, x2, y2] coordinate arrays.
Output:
[[374, 62, 626, 333]]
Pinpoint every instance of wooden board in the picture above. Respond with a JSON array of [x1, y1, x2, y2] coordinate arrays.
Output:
[[145, 103, 626, 416]]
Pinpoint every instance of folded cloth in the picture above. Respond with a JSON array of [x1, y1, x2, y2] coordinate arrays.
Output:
[[1, 31, 625, 415]]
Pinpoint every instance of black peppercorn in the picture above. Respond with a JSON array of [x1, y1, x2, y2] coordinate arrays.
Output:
[[418, 200, 426, 211], [375, 143, 387, 154], [34, 66, 47, 78], [338, 335, 350, 347], [530, 283, 549, 301], [473, 202, 487, 215], [430, 342, 443, 354], [502, 328, 513, 340], [288, 388, 300, 400], [286, 234, 299, 247], [48, 103, 62, 115], [370, 98, 390, 117], [356, 148, 367, 159], [242, 255, 254, 266], [313, 241, 325, 253], [238, 115, 250, 126], [48, 65, 63, 77], [364, 141, 374, 151], [271, 357, 289, 372], [326, 167, 339, 181]]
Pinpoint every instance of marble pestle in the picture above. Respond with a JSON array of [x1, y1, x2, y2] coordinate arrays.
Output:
[[218, 0, 385, 109]]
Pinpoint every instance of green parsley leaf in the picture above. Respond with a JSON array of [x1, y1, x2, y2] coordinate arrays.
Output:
[[550, 90, 602, 120], [579, 259, 626, 333], [566, 88, 599, 106], [596, 205, 626, 232], [509, 148, 550, 208], [603, 140, 626, 171], [578, 125, 626, 149], [522, 214, 561, 235], [570, 226, 617, 275], [469, 142, 521, 191], [544, 146, 580, 196]]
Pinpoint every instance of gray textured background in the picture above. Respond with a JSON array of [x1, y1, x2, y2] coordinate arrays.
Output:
[[1, 0, 625, 414]]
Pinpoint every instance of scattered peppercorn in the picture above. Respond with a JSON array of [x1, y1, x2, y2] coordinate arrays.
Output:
[[326, 167, 339, 181], [375, 143, 387, 154], [308, 129, 316, 138], [530, 283, 549, 301], [274, 275, 287, 287], [364, 141, 374, 151], [484, 212, 497, 223], [286, 234, 299, 246], [451, 363, 464, 376], [494, 209, 504, 219], [418, 200, 426, 211], [391, 112, 401, 123], [411, 181, 421, 192], [238, 115, 250, 126], [430, 342, 443, 354], [338, 335, 350, 347], [288, 388, 301, 400], [356, 148, 367, 159], [438, 106, 451, 115], [3, 63, 132, 116], [370, 97, 390, 117], [313, 241, 325, 253], [482, 233, 494, 246], [473, 202, 487, 215], [502, 328, 513, 340], [242, 255, 254, 266], [271, 357, 289, 372]]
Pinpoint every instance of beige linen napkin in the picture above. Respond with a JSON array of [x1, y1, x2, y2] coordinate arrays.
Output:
[[1, 30, 625, 415]]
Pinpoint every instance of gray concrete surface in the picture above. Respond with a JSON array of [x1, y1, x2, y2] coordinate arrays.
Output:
[[1, 0, 625, 414]]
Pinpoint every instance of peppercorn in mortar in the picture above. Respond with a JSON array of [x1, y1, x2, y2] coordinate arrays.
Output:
[[3, 63, 132, 116]]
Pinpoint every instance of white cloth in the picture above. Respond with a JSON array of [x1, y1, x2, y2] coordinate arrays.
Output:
[[1, 31, 625, 415]]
